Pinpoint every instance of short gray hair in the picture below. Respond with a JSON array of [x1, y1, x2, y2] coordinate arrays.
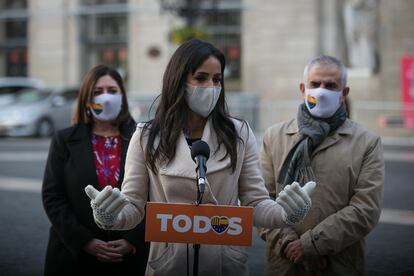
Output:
[[303, 55, 348, 89]]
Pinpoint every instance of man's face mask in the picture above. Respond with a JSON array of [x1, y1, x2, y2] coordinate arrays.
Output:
[[304, 87, 342, 118], [185, 84, 222, 118], [90, 93, 122, 121]]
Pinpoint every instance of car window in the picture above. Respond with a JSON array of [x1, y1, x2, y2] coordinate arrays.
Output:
[[0, 94, 15, 106], [61, 89, 79, 101], [15, 89, 52, 103], [0, 86, 29, 94]]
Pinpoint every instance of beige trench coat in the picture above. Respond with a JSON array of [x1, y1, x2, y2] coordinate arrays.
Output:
[[259, 118, 384, 276], [111, 119, 287, 276]]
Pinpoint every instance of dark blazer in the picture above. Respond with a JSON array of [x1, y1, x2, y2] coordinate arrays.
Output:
[[42, 118, 149, 276]]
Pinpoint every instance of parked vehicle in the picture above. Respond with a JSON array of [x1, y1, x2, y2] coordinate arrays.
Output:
[[0, 86, 79, 137], [0, 77, 47, 107], [0, 77, 46, 93]]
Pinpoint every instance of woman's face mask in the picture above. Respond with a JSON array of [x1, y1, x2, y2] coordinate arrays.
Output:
[[90, 93, 122, 121], [304, 87, 342, 118], [185, 84, 222, 118]]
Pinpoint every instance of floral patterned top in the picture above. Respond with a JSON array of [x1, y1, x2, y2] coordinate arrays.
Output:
[[91, 134, 122, 189]]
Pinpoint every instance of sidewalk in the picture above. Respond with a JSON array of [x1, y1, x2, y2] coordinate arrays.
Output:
[[381, 136, 414, 147], [1, 173, 413, 227], [254, 132, 414, 148]]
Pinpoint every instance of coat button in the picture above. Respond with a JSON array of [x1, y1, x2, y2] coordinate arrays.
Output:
[[314, 234, 319, 240]]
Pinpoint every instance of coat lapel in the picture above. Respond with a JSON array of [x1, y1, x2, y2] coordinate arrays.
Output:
[[66, 124, 99, 190], [284, 119, 303, 148], [201, 119, 231, 174], [159, 119, 230, 178], [311, 119, 353, 157], [118, 120, 135, 186], [159, 130, 196, 178]]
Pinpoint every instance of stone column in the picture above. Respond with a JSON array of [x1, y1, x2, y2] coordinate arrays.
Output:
[[29, 0, 67, 85], [128, 0, 181, 95], [242, 0, 318, 129]]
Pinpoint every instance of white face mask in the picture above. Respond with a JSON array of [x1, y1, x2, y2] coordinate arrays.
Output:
[[304, 87, 342, 118], [185, 84, 222, 118], [90, 93, 122, 121]]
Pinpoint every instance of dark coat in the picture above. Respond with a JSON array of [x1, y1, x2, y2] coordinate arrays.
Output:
[[42, 118, 149, 276]]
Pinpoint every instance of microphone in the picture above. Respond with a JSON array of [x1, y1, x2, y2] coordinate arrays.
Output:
[[190, 140, 210, 195]]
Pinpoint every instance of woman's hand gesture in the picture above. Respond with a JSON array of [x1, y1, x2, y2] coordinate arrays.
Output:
[[276, 181, 316, 225], [85, 185, 129, 229]]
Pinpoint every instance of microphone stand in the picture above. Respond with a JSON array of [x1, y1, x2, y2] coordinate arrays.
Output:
[[193, 180, 203, 276], [190, 140, 209, 276]]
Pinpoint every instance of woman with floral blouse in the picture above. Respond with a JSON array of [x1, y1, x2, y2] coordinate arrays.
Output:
[[42, 65, 149, 276]]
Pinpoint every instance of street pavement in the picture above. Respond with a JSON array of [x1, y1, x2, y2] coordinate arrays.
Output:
[[0, 137, 414, 276]]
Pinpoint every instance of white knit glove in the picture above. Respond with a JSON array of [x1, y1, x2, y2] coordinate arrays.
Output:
[[276, 181, 316, 225], [85, 185, 129, 229]]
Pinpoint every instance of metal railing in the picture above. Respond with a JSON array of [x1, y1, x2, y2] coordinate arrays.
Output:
[[128, 93, 414, 137]]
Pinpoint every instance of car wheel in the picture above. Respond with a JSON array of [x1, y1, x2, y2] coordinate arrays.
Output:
[[36, 119, 54, 137]]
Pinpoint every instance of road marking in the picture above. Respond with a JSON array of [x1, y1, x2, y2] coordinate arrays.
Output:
[[0, 175, 413, 227], [0, 152, 48, 161], [382, 137, 414, 147], [0, 176, 41, 192], [379, 208, 414, 226], [383, 151, 414, 162], [0, 138, 51, 146], [0, 150, 413, 162]]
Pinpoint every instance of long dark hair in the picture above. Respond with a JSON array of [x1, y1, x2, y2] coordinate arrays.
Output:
[[142, 39, 244, 173], [73, 64, 131, 125]]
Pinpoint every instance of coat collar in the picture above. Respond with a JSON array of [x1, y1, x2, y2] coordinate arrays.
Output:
[[66, 120, 135, 190], [284, 118, 353, 135], [66, 124, 98, 189], [159, 119, 230, 179], [284, 118, 353, 156]]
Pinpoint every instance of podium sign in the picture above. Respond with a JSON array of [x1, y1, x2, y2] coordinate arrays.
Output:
[[145, 202, 254, 246]]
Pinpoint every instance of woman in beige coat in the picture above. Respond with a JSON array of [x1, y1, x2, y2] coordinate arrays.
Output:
[[84, 39, 315, 276]]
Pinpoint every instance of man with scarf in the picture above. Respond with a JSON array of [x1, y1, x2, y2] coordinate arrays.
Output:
[[259, 55, 384, 275]]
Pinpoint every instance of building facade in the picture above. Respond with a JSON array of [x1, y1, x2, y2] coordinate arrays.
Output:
[[243, 0, 414, 135], [1, 0, 413, 135]]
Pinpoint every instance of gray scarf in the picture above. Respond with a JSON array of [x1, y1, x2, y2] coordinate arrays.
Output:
[[277, 103, 348, 188]]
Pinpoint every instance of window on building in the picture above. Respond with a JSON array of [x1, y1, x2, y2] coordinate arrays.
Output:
[[0, 0, 28, 76], [5, 19, 27, 38], [161, 0, 241, 90], [83, 0, 127, 5], [197, 0, 242, 90], [79, 0, 128, 81], [0, 0, 26, 9]]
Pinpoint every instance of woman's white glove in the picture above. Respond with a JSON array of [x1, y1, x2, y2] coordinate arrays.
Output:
[[276, 181, 316, 225], [85, 185, 129, 229]]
